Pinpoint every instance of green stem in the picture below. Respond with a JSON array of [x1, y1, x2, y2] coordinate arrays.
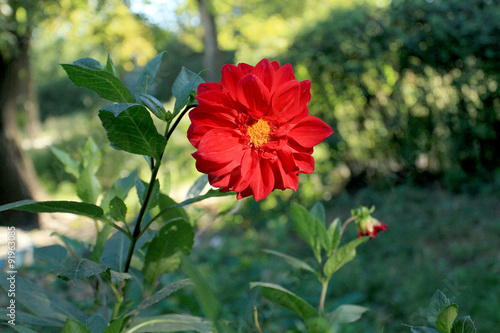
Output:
[[319, 279, 329, 314], [122, 104, 196, 273]]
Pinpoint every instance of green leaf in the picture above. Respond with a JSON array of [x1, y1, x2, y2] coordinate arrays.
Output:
[[250, 282, 318, 320], [108, 270, 132, 283], [143, 219, 194, 284], [100, 232, 130, 272], [181, 255, 220, 323], [3, 325, 39, 333], [63, 318, 91, 333], [73, 58, 106, 70], [323, 236, 369, 280], [427, 290, 451, 326], [82, 137, 102, 172], [54, 259, 108, 285], [85, 315, 108, 333], [129, 279, 192, 316], [0, 272, 89, 324], [106, 54, 118, 77], [315, 217, 330, 253], [310, 202, 325, 224], [136, 177, 160, 210], [99, 104, 167, 160], [411, 328, 441, 333], [50, 146, 80, 178], [0, 308, 65, 327], [134, 51, 167, 96], [327, 218, 341, 252], [127, 314, 212, 333], [109, 196, 127, 222], [262, 249, 321, 281], [186, 174, 209, 199], [34, 245, 69, 273], [137, 92, 169, 120], [0, 200, 107, 221], [290, 203, 315, 247], [62, 63, 134, 103], [327, 304, 369, 325], [436, 304, 458, 333], [104, 312, 128, 333], [451, 316, 477, 333], [91, 224, 112, 263], [101, 169, 137, 213], [76, 166, 101, 204], [158, 193, 189, 223], [172, 67, 204, 117]]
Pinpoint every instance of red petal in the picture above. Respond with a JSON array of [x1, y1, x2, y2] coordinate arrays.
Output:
[[235, 74, 270, 118], [252, 59, 275, 91], [288, 116, 333, 147], [270, 63, 296, 95], [221, 64, 243, 100], [269, 80, 301, 122], [238, 62, 254, 74], [293, 152, 315, 174], [249, 159, 275, 201], [198, 82, 223, 94], [273, 147, 299, 190], [196, 129, 244, 163], [232, 148, 258, 192]]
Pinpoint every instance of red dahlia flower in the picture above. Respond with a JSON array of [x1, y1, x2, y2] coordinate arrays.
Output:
[[357, 217, 388, 238], [187, 59, 333, 201]]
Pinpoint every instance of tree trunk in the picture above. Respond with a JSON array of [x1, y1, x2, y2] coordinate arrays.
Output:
[[197, 0, 222, 82], [0, 30, 41, 230]]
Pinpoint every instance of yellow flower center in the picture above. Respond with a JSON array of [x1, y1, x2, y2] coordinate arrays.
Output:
[[247, 119, 271, 148]]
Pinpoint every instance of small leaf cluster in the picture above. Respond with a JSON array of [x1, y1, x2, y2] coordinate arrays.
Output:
[[251, 202, 373, 332], [408, 290, 477, 333]]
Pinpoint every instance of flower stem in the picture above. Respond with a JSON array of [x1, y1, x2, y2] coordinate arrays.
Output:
[[319, 279, 329, 314], [340, 216, 356, 237]]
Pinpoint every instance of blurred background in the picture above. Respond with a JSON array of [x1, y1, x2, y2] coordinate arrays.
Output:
[[1, 0, 499, 331]]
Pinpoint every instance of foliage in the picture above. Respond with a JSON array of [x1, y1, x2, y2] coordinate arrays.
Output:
[[285, 0, 500, 189]]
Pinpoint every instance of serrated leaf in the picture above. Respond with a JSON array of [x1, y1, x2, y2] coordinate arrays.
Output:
[[129, 279, 192, 316], [109, 196, 127, 222], [62, 63, 134, 103], [143, 219, 194, 284], [134, 51, 167, 96], [181, 255, 220, 323], [250, 282, 318, 320], [99, 104, 167, 160], [327, 304, 369, 325], [436, 304, 458, 333], [262, 249, 321, 280], [428, 290, 451, 326], [50, 146, 80, 178], [137, 92, 169, 120], [0, 272, 88, 323], [451, 316, 476, 333], [54, 259, 108, 285], [323, 236, 369, 280], [172, 67, 204, 117], [63, 318, 91, 333], [109, 270, 132, 283], [290, 203, 315, 247], [127, 314, 212, 333]]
